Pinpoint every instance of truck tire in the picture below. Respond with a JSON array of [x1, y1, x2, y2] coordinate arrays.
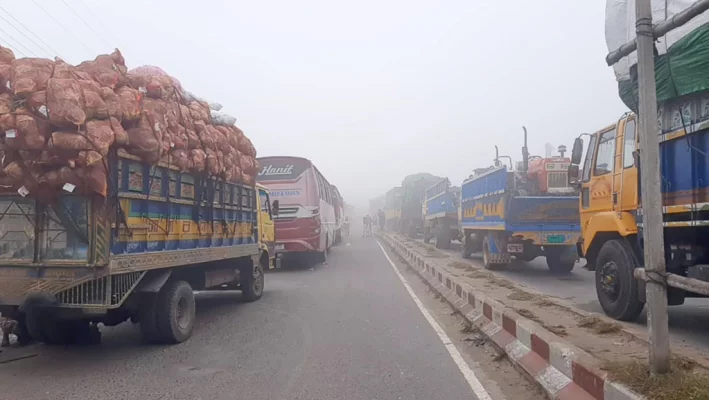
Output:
[[155, 280, 196, 344], [241, 261, 264, 302], [545, 247, 575, 274], [435, 227, 451, 250], [482, 237, 494, 269], [139, 293, 163, 343], [595, 239, 645, 321], [461, 235, 472, 259], [24, 306, 71, 345]]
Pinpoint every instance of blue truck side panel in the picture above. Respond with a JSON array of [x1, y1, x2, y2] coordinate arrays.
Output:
[[660, 129, 709, 206], [426, 191, 458, 216], [460, 166, 580, 244], [108, 155, 258, 257]]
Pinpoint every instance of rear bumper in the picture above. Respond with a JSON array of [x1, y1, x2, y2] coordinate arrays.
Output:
[[275, 236, 320, 253]]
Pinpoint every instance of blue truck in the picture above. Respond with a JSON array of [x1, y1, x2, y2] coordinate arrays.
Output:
[[423, 178, 460, 249], [0, 151, 276, 345], [459, 136, 581, 273]]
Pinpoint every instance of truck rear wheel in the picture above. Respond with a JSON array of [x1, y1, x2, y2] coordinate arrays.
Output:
[[482, 237, 494, 269], [139, 293, 163, 343], [545, 246, 575, 274], [241, 261, 264, 302], [461, 234, 472, 259], [595, 239, 644, 321], [155, 280, 196, 344], [435, 226, 451, 250]]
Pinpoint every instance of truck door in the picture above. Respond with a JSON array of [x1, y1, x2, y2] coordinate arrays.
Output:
[[258, 188, 275, 264], [580, 127, 616, 227], [616, 116, 639, 213]]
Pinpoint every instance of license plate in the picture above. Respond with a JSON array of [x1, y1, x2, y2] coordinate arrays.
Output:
[[275, 244, 285, 251], [507, 243, 523, 253], [545, 235, 566, 244]]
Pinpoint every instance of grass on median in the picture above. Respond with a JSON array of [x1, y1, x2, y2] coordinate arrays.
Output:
[[604, 359, 709, 400], [577, 316, 621, 335]]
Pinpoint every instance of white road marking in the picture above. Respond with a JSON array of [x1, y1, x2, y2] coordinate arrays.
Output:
[[376, 241, 493, 400]]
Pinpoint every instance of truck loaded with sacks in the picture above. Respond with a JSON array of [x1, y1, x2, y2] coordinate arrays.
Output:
[[0, 47, 276, 345]]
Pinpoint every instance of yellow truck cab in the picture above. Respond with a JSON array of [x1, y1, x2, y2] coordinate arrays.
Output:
[[256, 183, 277, 269], [569, 109, 709, 321]]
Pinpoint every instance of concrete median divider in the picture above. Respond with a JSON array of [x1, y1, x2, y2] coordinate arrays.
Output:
[[380, 233, 642, 400]]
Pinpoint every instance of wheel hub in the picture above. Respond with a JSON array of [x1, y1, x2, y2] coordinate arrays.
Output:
[[252, 267, 263, 294], [599, 261, 620, 300], [176, 297, 189, 330]]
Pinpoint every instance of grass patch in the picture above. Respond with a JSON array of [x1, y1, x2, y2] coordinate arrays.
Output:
[[516, 309, 539, 321], [534, 299, 557, 308], [448, 261, 471, 270], [487, 277, 516, 290], [467, 270, 490, 279], [543, 324, 568, 337], [460, 322, 474, 333], [604, 359, 709, 400], [508, 290, 537, 302], [578, 316, 622, 335]]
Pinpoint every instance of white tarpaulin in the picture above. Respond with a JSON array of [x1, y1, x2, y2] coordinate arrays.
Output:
[[605, 0, 709, 81]]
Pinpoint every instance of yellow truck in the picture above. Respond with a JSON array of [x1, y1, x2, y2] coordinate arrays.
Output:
[[569, 110, 709, 321], [0, 153, 276, 345]]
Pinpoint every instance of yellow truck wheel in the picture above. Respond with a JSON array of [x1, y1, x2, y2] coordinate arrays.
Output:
[[595, 239, 644, 321]]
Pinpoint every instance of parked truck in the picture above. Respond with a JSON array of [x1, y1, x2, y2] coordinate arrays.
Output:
[[460, 129, 580, 273], [399, 173, 442, 237], [0, 151, 276, 345], [423, 178, 460, 249], [566, 0, 709, 321]]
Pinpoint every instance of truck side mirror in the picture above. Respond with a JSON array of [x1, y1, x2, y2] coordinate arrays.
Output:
[[571, 137, 584, 165], [272, 200, 279, 216], [568, 164, 580, 186]]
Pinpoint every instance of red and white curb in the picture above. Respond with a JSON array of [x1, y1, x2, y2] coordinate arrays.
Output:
[[381, 235, 643, 400]]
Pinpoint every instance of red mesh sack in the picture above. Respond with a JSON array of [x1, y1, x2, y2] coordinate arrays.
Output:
[[27, 90, 47, 117], [126, 115, 161, 163], [170, 148, 192, 171], [40, 166, 83, 188], [0, 93, 11, 114], [116, 87, 142, 121], [75, 50, 127, 89], [188, 101, 209, 122], [13, 113, 49, 150], [142, 98, 169, 143], [111, 117, 128, 146], [52, 59, 91, 80], [0, 64, 10, 94], [0, 46, 14, 65], [78, 150, 103, 167], [46, 78, 86, 127], [51, 131, 89, 151], [0, 112, 14, 132], [79, 80, 108, 120], [100, 87, 122, 120], [86, 119, 116, 156], [190, 148, 206, 172], [83, 163, 108, 196], [10, 58, 54, 97]]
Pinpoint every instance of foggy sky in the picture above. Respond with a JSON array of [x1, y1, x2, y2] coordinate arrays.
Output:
[[0, 0, 628, 210]]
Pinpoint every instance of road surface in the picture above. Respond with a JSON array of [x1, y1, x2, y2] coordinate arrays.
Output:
[[0, 236, 540, 400], [422, 239, 709, 352]]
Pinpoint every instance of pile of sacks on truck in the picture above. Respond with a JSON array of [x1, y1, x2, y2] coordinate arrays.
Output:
[[0, 47, 258, 200]]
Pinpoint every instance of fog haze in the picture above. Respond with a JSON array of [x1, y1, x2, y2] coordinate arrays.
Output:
[[0, 0, 628, 210]]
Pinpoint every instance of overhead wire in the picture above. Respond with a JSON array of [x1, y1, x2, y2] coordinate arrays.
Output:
[[0, 11, 52, 58], [0, 25, 39, 57], [0, 37, 26, 58], [0, 5, 65, 59], [75, 0, 121, 48], [29, 0, 96, 55], [60, 0, 113, 49]]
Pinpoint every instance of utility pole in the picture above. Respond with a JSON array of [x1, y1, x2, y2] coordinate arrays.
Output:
[[634, 0, 670, 374]]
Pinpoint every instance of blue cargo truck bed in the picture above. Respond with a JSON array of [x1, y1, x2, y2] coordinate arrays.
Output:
[[459, 166, 580, 272]]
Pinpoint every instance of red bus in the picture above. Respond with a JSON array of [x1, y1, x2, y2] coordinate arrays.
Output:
[[256, 156, 338, 263]]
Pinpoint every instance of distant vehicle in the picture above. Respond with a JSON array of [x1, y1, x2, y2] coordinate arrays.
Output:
[[256, 156, 337, 263], [459, 128, 580, 273], [331, 185, 344, 244], [423, 178, 460, 249], [400, 173, 443, 237]]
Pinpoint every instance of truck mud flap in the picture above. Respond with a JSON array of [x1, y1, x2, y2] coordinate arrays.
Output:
[[136, 270, 172, 293]]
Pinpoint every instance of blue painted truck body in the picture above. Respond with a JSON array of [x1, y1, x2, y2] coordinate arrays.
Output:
[[423, 179, 460, 248], [459, 166, 580, 269]]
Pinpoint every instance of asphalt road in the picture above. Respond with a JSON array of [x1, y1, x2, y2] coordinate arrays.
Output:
[[424, 239, 709, 351], [0, 236, 537, 400]]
